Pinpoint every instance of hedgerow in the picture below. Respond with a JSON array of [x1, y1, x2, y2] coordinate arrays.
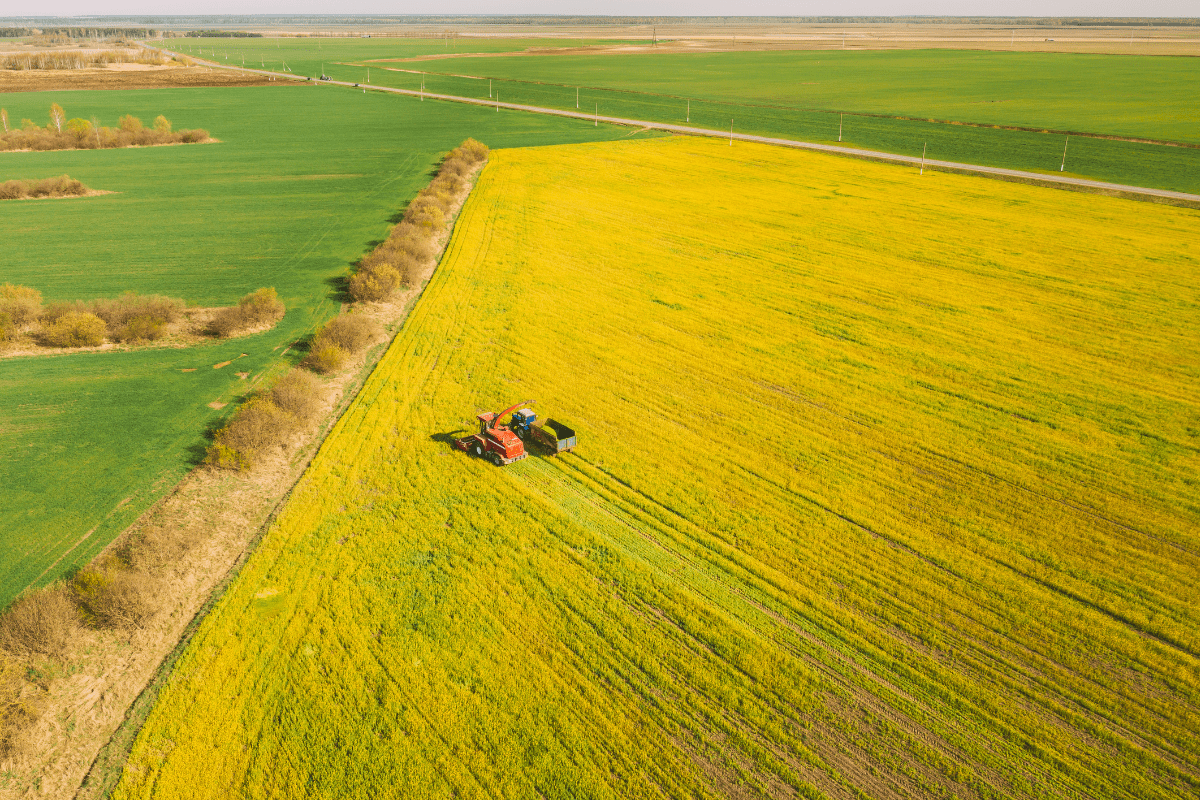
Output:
[[0, 104, 208, 152], [0, 174, 89, 201], [347, 138, 488, 304]]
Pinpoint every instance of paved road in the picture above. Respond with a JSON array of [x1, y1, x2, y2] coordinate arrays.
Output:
[[158, 48, 1200, 207]]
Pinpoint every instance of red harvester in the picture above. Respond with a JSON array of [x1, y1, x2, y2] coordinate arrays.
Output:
[[453, 400, 531, 466]]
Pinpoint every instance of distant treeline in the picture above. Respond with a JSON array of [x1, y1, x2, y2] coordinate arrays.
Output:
[[183, 30, 262, 38], [0, 27, 156, 38]]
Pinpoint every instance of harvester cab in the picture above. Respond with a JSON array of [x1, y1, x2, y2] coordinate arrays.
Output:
[[453, 401, 531, 466]]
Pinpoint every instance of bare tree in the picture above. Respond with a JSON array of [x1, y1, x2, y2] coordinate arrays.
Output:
[[1, 108, 7, 133], [49, 103, 65, 132]]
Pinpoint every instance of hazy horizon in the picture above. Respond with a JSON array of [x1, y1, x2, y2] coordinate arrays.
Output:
[[5, 3, 1198, 21]]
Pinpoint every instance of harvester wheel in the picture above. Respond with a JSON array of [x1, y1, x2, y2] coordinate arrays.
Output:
[[490, 452, 503, 466], [473, 443, 483, 458]]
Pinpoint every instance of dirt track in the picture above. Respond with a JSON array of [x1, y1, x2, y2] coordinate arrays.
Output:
[[0, 66, 281, 93]]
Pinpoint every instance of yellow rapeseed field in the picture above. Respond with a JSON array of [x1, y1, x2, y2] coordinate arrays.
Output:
[[113, 137, 1199, 800]]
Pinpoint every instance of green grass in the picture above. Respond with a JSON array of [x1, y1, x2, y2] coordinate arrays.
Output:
[[0, 84, 660, 609], [331, 48, 1200, 193], [167, 35, 635, 80]]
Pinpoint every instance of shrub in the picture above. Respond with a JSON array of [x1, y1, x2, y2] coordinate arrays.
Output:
[[179, 128, 209, 143], [0, 312, 12, 344], [92, 291, 183, 342], [210, 287, 285, 338], [40, 310, 105, 347], [153, 115, 172, 134], [40, 299, 89, 325], [302, 344, 347, 375], [0, 587, 80, 659], [270, 370, 324, 422], [348, 263, 401, 303], [204, 395, 296, 470], [66, 117, 92, 141], [314, 314, 381, 355], [113, 314, 166, 343], [119, 114, 143, 133], [71, 560, 157, 630], [0, 283, 42, 329]]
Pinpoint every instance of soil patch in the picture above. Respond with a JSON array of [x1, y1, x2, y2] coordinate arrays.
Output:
[[0, 66, 282, 93]]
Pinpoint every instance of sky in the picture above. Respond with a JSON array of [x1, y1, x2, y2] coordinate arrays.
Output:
[[10, 2, 1198, 18]]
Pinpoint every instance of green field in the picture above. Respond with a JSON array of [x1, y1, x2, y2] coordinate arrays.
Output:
[[0, 84, 657, 609], [308, 48, 1200, 193], [114, 138, 1199, 800], [167, 35, 633, 77]]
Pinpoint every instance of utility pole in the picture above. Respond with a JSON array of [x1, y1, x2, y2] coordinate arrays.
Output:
[[1060, 136, 1069, 171], [576, 86, 579, 108], [595, 102, 598, 126], [687, 99, 690, 122], [839, 113, 843, 142], [729, 119, 734, 145], [920, 142, 927, 175]]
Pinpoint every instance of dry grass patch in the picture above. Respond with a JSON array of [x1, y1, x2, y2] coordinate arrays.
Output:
[[0, 587, 80, 661]]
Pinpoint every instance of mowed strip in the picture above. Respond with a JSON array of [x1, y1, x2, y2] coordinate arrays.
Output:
[[114, 137, 1199, 800]]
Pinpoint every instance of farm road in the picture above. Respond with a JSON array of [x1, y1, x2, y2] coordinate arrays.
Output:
[[159, 48, 1200, 207]]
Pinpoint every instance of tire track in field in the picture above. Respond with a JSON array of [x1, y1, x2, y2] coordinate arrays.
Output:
[[510, 455, 1016, 800]]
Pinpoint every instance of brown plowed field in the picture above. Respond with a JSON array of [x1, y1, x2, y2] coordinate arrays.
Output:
[[0, 67, 281, 93]]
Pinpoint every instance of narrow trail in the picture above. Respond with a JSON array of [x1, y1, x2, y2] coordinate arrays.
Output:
[[152, 45, 1200, 208]]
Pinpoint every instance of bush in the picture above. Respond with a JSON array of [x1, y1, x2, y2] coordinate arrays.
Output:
[[113, 314, 166, 343], [314, 314, 381, 355], [302, 344, 347, 375], [204, 395, 296, 470], [348, 263, 401, 303], [270, 370, 324, 422], [40, 310, 105, 347], [71, 561, 158, 630], [92, 291, 184, 328], [0, 283, 42, 329], [210, 287, 285, 338], [0, 587, 80, 659], [0, 312, 12, 344]]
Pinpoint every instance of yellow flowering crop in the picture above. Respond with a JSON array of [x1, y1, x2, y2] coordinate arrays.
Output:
[[114, 137, 1199, 800]]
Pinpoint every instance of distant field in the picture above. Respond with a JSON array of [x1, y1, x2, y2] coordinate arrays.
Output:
[[168, 35, 634, 78], [309, 48, 1200, 193], [0, 85, 657, 609], [114, 138, 1199, 800]]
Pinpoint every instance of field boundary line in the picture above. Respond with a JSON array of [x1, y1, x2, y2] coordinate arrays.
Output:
[[355, 62, 1200, 150], [151, 45, 1200, 209]]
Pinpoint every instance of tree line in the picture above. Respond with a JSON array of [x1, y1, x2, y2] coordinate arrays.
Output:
[[0, 104, 208, 152], [0, 285, 284, 350]]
